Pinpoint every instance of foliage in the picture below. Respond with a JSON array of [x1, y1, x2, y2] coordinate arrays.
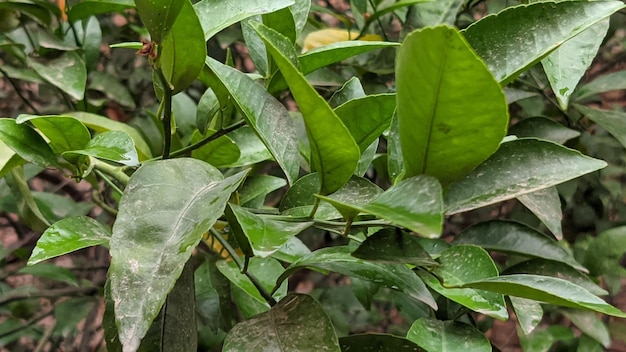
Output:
[[1, 0, 626, 351]]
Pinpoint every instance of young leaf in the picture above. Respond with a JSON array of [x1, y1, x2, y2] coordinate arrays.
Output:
[[542, 19, 609, 110], [574, 105, 626, 150], [63, 131, 139, 167], [396, 25, 508, 185], [0, 118, 58, 168], [204, 57, 300, 184], [463, 1, 624, 84], [339, 334, 425, 352], [276, 246, 437, 309], [460, 275, 626, 318], [452, 221, 585, 271], [28, 216, 111, 265], [109, 159, 246, 351], [134, 0, 184, 42], [444, 139, 607, 215], [223, 294, 341, 352], [159, 0, 206, 94], [406, 318, 491, 352], [251, 21, 360, 195], [27, 51, 86, 100]]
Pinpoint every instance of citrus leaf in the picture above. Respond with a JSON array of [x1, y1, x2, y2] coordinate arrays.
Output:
[[27, 51, 86, 100], [339, 334, 425, 352], [406, 318, 491, 352], [16, 115, 91, 154], [351, 228, 437, 267], [0, 118, 58, 168], [575, 105, 626, 150], [134, 0, 183, 42], [63, 131, 139, 167]]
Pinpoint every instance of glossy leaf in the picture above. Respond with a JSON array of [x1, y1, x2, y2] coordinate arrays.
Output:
[[159, 0, 206, 94], [461, 275, 626, 318], [351, 229, 437, 267], [16, 115, 91, 154], [33, 192, 93, 224], [417, 245, 508, 320], [67, 112, 152, 160], [406, 318, 491, 352], [196, 88, 219, 135], [504, 259, 607, 296], [452, 221, 584, 271], [0, 118, 58, 168], [67, 0, 134, 21], [252, 21, 360, 195], [573, 70, 626, 101], [508, 117, 580, 144], [463, 1, 624, 84], [575, 105, 626, 150], [204, 57, 300, 184], [226, 205, 312, 257], [334, 94, 395, 152], [319, 175, 443, 237], [27, 51, 86, 100], [194, 0, 294, 41], [339, 334, 424, 352], [410, 0, 464, 26], [561, 309, 610, 348], [135, 0, 183, 42], [444, 139, 607, 214], [64, 131, 139, 167], [277, 246, 437, 309], [290, 0, 310, 36], [517, 187, 563, 240], [509, 296, 543, 335], [271, 236, 311, 263], [28, 216, 111, 266], [223, 294, 340, 352], [190, 130, 240, 167], [238, 175, 286, 205], [542, 20, 609, 110], [329, 77, 366, 108], [397, 25, 508, 185], [109, 159, 246, 351]]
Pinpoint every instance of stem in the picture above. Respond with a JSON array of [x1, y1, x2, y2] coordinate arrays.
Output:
[[155, 69, 173, 159], [210, 228, 277, 306], [92, 190, 119, 216], [94, 169, 124, 197], [0, 67, 40, 114], [308, 198, 320, 218], [92, 159, 130, 186]]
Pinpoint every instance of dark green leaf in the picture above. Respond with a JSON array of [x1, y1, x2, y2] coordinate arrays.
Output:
[[223, 294, 340, 352], [16, 115, 91, 155], [68, 0, 134, 22], [64, 131, 139, 166], [109, 159, 246, 351], [461, 275, 626, 318], [452, 221, 585, 271], [28, 216, 110, 266], [196, 88, 219, 135], [88, 71, 136, 109], [18, 263, 79, 287], [575, 105, 626, 150], [53, 297, 96, 337], [508, 117, 580, 144], [0, 118, 58, 168], [463, 1, 624, 84], [406, 318, 491, 352], [28, 51, 86, 100], [352, 229, 437, 266], [5, 167, 50, 233], [204, 57, 300, 184], [561, 309, 610, 348], [334, 93, 395, 152], [509, 296, 543, 335], [573, 70, 626, 102], [397, 25, 508, 185], [238, 175, 286, 205], [252, 21, 360, 195], [444, 139, 607, 214], [410, 0, 465, 26], [277, 246, 437, 309], [135, 0, 184, 42], [517, 187, 563, 240], [339, 334, 425, 352], [190, 130, 240, 168]]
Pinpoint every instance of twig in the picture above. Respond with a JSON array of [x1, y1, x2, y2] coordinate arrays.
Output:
[[0, 67, 40, 114], [155, 69, 173, 159]]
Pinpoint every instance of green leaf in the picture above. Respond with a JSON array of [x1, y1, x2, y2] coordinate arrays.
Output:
[[461, 275, 626, 318], [27, 51, 86, 100], [334, 93, 395, 152], [561, 309, 610, 348], [16, 115, 91, 154], [417, 245, 508, 320], [190, 130, 240, 168], [397, 25, 508, 185], [5, 167, 50, 233], [463, 1, 624, 85], [509, 296, 543, 335], [0, 140, 20, 178], [67, 112, 152, 160], [251, 21, 360, 195], [223, 294, 340, 352], [33, 192, 93, 224], [67, 0, 134, 22], [444, 139, 607, 214], [371, 0, 431, 23], [406, 318, 491, 352], [238, 175, 286, 205], [159, 0, 206, 94], [204, 57, 300, 184], [196, 88, 219, 135], [452, 221, 584, 272], [290, 0, 310, 36], [194, 0, 294, 41], [63, 131, 139, 167], [581, 226, 626, 277], [53, 297, 96, 337], [88, 71, 136, 109], [0, 1, 53, 26], [329, 77, 366, 108], [135, 0, 184, 42], [508, 117, 580, 144], [109, 159, 246, 351], [225, 205, 312, 257], [575, 105, 626, 150], [18, 263, 79, 287], [410, 0, 464, 26], [277, 246, 437, 309], [572, 70, 626, 102], [263, 7, 296, 44], [339, 334, 425, 352], [28, 216, 111, 265], [0, 118, 58, 168], [351, 229, 437, 267], [542, 19, 609, 110], [504, 259, 607, 297], [319, 175, 443, 238], [517, 187, 563, 240]]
